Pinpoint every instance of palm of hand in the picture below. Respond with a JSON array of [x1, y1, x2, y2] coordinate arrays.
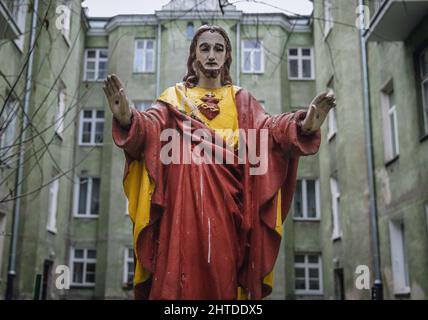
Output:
[[302, 89, 337, 133], [103, 74, 132, 126]]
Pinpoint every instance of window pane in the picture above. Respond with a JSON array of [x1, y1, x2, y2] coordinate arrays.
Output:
[[294, 180, 303, 217], [91, 178, 100, 215], [96, 110, 104, 118], [307, 180, 317, 218], [295, 279, 306, 290], [295, 268, 305, 278], [302, 60, 312, 78], [73, 262, 83, 283], [289, 60, 298, 78], [295, 254, 305, 263], [86, 61, 95, 70], [95, 122, 104, 144], [87, 249, 96, 259], [82, 122, 92, 143], [186, 23, 194, 39], [309, 279, 320, 290], [243, 51, 251, 71], [78, 178, 88, 214], [253, 51, 261, 71], [289, 48, 298, 56], [244, 40, 255, 49], [308, 255, 319, 263], [86, 72, 95, 80], [309, 268, 319, 278], [87, 50, 96, 58], [127, 262, 134, 283], [134, 52, 143, 72], [83, 110, 92, 118], [146, 40, 153, 49], [128, 248, 133, 257], [74, 249, 84, 258], [146, 51, 153, 71], [99, 49, 108, 58], [136, 41, 144, 49], [302, 48, 311, 56]]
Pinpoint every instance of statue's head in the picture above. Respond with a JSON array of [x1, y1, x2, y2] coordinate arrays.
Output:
[[183, 25, 233, 88]]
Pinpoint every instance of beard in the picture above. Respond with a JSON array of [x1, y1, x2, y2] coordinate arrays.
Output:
[[196, 61, 223, 79]]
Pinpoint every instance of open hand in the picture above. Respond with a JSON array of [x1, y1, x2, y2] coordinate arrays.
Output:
[[301, 89, 336, 133], [103, 74, 132, 127]]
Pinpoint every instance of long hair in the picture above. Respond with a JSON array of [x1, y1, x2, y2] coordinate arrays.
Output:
[[183, 25, 233, 88]]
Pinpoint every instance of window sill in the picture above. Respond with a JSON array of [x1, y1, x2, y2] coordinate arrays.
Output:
[[394, 287, 411, 296], [419, 133, 428, 143], [73, 215, 99, 219], [78, 143, 103, 147], [82, 79, 105, 83], [46, 227, 57, 234], [288, 77, 315, 81], [385, 154, 399, 167], [293, 218, 321, 222], [328, 131, 337, 142], [133, 71, 156, 75], [295, 291, 324, 296], [241, 71, 264, 75], [70, 284, 96, 289]]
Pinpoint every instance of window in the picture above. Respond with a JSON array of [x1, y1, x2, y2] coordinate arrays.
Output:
[[0, 98, 18, 166], [323, 0, 333, 37], [330, 178, 342, 240], [381, 84, 399, 162], [134, 101, 152, 112], [70, 248, 96, 286], [242, 39, 264, 73], [123, 247, 134, 286], [389, 220, 410, 295], [46, 178, 59, 233], [327, 80, 337, 140], [61, 0, 72, 43], [186, 22, 194, 40], [55, 89, 66, 136], [288, 48, 314, 80], [294, 179, 320, 220], [84, 49, 108, 81], [74, 177, 101, 217], [294, 253, 323, 295], [79, 109, 104, 146], [419, 47, 428, 136], [134, 39, 155, 73], [11, 0, 27, 51]]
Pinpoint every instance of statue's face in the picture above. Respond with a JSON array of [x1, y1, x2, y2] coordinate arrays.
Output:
[[195, 31, 226, 78]]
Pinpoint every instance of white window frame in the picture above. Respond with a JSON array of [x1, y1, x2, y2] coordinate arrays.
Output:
[[323, 0, 333, 38], [389, 220, 410, 295], [133, 39, 155, 73], [83, 48, 108, 81], [288, 48, 315, 80], [12, 0, 27, 52], [78, 109, 104, 146], [330, 177, 342, 240], [419, 48, 428, 136], [294, 253, 323, 295], [381, 85, 399, 162], [73, 176, 101, 218], [70, 247, 97, 287], [123, 247, 134, 285], [55, 89, 66, 137], [0, 98, 18, 166], [294, 179, 321, 221], [241, 39, 264, 74], [46, 178, 59, 233]]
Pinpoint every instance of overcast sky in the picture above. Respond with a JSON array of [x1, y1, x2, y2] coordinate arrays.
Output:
[[81, 0, 313, 17]]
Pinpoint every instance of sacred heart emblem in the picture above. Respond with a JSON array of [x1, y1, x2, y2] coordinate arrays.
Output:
[[197, 93, 220, 120]]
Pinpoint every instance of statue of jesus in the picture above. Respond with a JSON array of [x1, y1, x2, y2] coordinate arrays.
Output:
[[103, 25, 336, 300]]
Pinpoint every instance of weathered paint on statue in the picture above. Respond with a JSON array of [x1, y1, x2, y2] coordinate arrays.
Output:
[[103, 25, 336, 300]]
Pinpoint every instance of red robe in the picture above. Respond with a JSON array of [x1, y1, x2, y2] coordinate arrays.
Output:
[[112, 88, 321, 300]]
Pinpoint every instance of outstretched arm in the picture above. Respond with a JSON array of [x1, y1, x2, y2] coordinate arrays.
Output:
[[269, 89, 336, 157]]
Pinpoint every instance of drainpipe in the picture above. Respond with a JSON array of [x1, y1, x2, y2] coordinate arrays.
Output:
[[6, 0, 39, 300], [236, 21, 240, 86], [358, 0, 383, 300], [156, 22, 161, 97]]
